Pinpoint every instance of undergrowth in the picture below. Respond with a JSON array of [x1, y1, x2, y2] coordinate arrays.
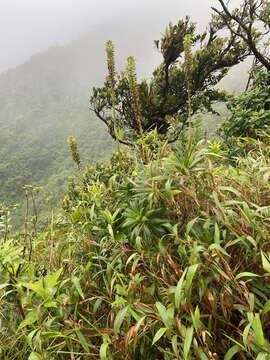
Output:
[[1, 128, 270, 359]]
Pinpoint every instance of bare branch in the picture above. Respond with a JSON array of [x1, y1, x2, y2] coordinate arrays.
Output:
[[212, 0, 270, 70]]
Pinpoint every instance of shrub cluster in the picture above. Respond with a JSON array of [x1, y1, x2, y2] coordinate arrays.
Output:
[[1, 125, 270, 359]]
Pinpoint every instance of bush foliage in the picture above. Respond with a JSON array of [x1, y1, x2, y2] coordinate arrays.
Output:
[[220, 68, 270, 139], [1, 124, 270, 359]]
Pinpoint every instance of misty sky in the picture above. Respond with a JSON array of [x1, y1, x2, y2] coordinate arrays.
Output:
[[0, 0, 241, 73]]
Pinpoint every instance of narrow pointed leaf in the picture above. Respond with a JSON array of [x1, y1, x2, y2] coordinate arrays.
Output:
[[183, 326, 194, 360], [224, 345, 240, 360], [114, 306, 129, 333], [152, 327, 167, 345]]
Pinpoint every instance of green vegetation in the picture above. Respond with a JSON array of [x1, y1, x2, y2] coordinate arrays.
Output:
[[1, 118, 270, 359], [90, 19, 247, 145], [1, 0, 270, 359], [0, 42, 113, 227], [90, 0, 269, 145], [0, 0, 255, 226], [220, 68, 270, 139]]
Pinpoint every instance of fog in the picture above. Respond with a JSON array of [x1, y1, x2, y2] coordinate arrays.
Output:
[[0, 0, 246, 215], [0, 0, 240, 73]]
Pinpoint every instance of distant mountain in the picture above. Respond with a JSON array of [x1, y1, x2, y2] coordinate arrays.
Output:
[[0, 38, 110, 213]]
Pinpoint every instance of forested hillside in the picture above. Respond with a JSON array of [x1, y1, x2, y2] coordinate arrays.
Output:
[[0, 39, 111, 220]]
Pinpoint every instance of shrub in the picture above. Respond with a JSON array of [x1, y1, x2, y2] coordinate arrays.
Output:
[[220, 68, 270, 140], [1, 129, 270, 359]]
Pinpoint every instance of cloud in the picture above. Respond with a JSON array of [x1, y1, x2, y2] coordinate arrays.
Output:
[[0, 0, 241, 72]]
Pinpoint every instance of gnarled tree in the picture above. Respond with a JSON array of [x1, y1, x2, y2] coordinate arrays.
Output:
[[90, 5, 258, 145]]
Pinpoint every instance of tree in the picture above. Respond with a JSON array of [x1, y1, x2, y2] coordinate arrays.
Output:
[[212, 0, 270, 72], [90, 8, 255, 145], [213, 0, 270, 140]]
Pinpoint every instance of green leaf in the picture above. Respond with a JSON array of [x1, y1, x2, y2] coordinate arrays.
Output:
[[27, 329, 40, 347], [247, 312, 254, 324], [156, 302, 171, 328], [19, 310, 40, 329], [44, 300, 57, 308], [28, 352, 43, 360], [214, 223, 220, 245], [235, 272, 260, 280], [192, 306, 201, 330], [183, 326, 194, 360], [261, 251, 270, 273], [171, 335, 178, 356], [126, 253, 139, 267], [242, 323, 251, 347], [262, 300, 270, 314], [256, 353, 269, 360], [41, 331, 65, 339], [72, 276, 84, 299], [219, 186, 241, 198], [108, 224, 114, 238], [76, 330, 90, 353], [21, 282, 49, 299], [185, 264, 199, 298], [224, 345, 240, 360], [45, 268, 62, 288], [111, 299, 127, 307], [114, 306, 129, 333], [100, 339, 109, 360], [246, 236, 257, 248], [152, 327, 167, 345], [90, 204, 95, 220], [252, 313, 265, 346], [175, 269, 187, 308], [186, 218, 199, 235], [93, 298, 104, 314]]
